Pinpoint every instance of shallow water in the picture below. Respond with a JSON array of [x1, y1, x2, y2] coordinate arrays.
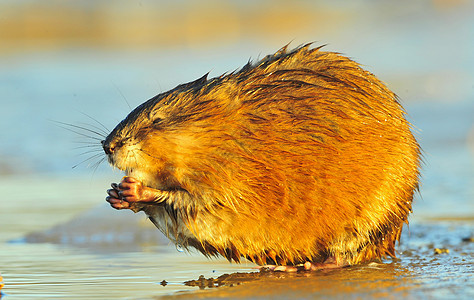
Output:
[[1, 1, 474, 299], [1, 198, 473, 299]]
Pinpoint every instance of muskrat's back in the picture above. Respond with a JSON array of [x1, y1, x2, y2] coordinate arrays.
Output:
[[104, 44, 421, 267]]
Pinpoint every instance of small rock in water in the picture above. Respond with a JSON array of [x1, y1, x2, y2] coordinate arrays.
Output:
[[434, 248, 450, 254]]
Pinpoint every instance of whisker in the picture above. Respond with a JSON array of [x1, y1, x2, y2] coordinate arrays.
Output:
[[77, 121, 109, 137], [112, 82, 132, 111], [55, 125, 104, 142], [125, 150, 132, 170], [138, 148, 162, 161], [52, 116, 110, 172], [52, 120, 106, 140], [91, 156, 107, 176], [66, 129, 102, 141], [133, 150, 140, 172], [73, 144, 103, 150], [72, 140, 103, 145], [135, 150, 151, 168], [78, 111, 111, 134], [77, 149, 104, 157], [72, 153, 104, 169]]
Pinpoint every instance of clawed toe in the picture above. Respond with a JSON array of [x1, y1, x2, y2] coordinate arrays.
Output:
[[105, 196, 131, 209], [257, 264, 299, 272], [258, 259, 347, 273]]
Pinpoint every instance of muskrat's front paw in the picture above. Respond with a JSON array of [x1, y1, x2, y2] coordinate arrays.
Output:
[[106, 176, 163, 210], [114, 176, 145, 203], [106, 183, 131, 210], [116, 176, 159, 202]]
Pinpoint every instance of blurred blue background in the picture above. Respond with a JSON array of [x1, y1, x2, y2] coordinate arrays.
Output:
[[1, 0, 472, 218]]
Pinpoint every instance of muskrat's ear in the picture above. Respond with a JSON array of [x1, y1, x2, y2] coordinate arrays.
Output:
[[148, 108, 167, 124], [152, 117, 163, 125]]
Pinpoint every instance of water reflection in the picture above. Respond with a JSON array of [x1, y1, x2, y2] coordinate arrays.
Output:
[[1, 217, 471, 299], [172, 262, 416, 298]]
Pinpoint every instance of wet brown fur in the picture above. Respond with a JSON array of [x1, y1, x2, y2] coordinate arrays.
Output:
[[103, 44, 421, 266]]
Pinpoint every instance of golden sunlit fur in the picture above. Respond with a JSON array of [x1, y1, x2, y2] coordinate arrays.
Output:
[[104, 44, 421, 266]]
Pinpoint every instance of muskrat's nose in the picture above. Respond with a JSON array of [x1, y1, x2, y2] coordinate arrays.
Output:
[[101, 140, 115, 155]]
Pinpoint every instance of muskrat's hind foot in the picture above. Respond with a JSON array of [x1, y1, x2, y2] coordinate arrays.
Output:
[[259, 258, 348, 272]]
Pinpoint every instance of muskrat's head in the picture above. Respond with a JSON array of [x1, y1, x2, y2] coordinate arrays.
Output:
[[101, 92, 173, 185], [101, 74, 220, 188]]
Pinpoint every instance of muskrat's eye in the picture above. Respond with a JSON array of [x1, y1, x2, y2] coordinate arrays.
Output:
[[115, 140, 124, 149]]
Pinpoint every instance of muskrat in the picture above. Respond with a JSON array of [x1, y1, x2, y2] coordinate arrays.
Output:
[[104, 44, 421, 271]]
